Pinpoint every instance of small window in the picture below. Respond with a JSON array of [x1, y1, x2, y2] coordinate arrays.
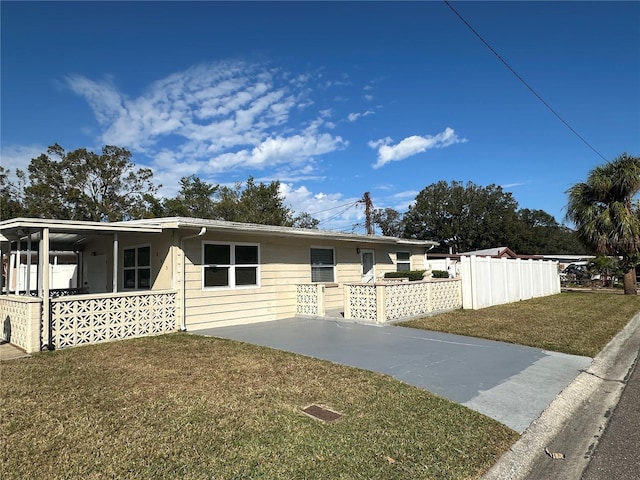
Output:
[[311, 247, 335, 283], [396, 251, 411, 272], [123, 245, 151, 290], [203, 243, 259, 289]]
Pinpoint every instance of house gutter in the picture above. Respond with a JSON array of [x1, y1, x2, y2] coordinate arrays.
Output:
[[179, 227, 207, 331]]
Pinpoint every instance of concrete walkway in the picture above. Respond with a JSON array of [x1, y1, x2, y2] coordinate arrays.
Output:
[[0, 342, 30, 361], [193, 318, 591, 433]]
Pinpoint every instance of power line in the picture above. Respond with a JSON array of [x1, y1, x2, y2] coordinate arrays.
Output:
[[307, 200, 361, 216], [444, 1, 608, 162], [316, 201, 361, 225]]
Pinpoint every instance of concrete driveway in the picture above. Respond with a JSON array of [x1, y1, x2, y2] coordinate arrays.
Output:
[[192, 317, 591, 433]]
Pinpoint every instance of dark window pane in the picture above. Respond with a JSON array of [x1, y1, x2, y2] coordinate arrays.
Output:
[[124, 249, 136, 268], [138, 246, 151, 267], [397, 252, 410, 261], [397, 263, 410, 272], [124, 270, 136, 288], [312, 266, 334, 283], [139, 268, 151, 288], [204, 244, 230, 265], [204, 266, 229, 287], [236, 267, 257, 286], [235, 245, 258, 264], [311, 248, 333, 266]]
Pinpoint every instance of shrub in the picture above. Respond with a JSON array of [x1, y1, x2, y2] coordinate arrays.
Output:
[[384, 270, 426, 281], [432, 270, 449, 278]]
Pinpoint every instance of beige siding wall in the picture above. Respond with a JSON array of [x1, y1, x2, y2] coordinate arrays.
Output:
[[82, 232, 173, 292], [77, 229, 430, 328], [181, 231, 429, 329]]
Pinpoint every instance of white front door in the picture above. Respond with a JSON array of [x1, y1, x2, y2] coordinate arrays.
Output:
[[361, 250, 375, 283], [85, 254, 107, 293]]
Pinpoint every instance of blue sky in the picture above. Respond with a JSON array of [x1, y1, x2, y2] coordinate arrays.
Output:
[[2, 1, 639, 234]]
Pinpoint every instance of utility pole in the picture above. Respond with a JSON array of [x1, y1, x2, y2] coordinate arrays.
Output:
[[361, 192, 374, 235]]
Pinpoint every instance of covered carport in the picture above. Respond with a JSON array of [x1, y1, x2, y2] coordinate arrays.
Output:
[[1, 218, 165, 351]]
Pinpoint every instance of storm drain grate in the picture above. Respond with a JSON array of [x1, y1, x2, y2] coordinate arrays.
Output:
[[301, 404, 343, 422]]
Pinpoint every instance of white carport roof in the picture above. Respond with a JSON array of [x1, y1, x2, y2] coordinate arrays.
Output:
[[0, 217, 163, 249], [0, 216, 438, 249]]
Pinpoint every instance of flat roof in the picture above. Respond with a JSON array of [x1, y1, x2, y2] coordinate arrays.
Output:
[[1, 216, 438, 248], [130, 216, 439, 247]]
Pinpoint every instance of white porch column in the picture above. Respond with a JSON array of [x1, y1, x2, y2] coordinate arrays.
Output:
[[15, 239, 21, 293], [26, 232, 32, 293], [41, 227, 51, 349], [112, 233, 118, 293]]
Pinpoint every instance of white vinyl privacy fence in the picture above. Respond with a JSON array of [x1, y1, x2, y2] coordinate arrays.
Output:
[[460, 255, 560, 309]]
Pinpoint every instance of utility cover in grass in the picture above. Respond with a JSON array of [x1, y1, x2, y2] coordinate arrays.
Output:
[[302, 404, 342, 422]]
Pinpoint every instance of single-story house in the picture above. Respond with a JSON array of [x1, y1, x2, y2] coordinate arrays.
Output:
[[1, 217, 463, 352]]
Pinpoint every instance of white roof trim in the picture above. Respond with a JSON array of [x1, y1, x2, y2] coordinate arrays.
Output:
[[0, 217, 163, 234], [0, 217, 438, 247], [126, 216, 439, 247]]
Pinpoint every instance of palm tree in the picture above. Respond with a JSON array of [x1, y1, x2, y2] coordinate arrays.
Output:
[[566, 153, 640, 294]]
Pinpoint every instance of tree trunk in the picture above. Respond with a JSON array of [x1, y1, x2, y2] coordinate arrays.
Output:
[[623, 267, 637, 295]]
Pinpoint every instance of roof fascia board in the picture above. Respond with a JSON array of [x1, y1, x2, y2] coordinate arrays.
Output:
[[168, 218, 437, 247], [0, 218, 162, 234]]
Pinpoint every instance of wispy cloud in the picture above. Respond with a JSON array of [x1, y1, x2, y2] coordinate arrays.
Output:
[[0, 144, 47, 176], [347, 110, 374, 122], [280, 183, 362, 225], [368, 127, 467, 169], [66, 60, 347, 182]]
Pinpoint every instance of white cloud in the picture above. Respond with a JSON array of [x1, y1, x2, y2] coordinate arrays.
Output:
[[280, 183, 363, 229], [370, 127, 467, 169], [347, 110, 374, 122], [0, 143, 47, 176], [66, 60, 346, 179], [208, 133, 347, 173]]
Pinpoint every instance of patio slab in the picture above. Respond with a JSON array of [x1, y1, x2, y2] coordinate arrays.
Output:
[[193, 317, 591, 433], [0, 342, 30, 361]]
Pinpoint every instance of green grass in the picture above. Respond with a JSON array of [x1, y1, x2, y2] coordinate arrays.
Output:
[[401, 292, 640, 357], [1, 334, 517, 480]]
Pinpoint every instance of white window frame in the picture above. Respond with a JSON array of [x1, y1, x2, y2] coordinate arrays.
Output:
[[202, 241, 261, 290], [310, 246, 336, 283], [396, 251, 411, 272], [123, 244, 151, 290]]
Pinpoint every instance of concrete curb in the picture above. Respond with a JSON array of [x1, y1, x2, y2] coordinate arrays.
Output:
[[482, 311, 640, 480]]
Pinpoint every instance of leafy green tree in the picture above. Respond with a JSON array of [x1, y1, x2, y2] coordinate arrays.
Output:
[[0, 167, 26, 220], [163, 175, 219, 218], [293, 212, 320, 229], [22, 144, 159, 221], [587, 256, 621, 288], [208, 176, 318, 227], [566, 153, 640, 294], [402, 181, 521, 253], [236, 177, 294, 226], [514, 208, 584, 255], [373, 208, 404, 237]]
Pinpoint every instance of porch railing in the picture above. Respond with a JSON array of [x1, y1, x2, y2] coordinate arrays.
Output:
[[49, 290, 178, 349], [294, 279, 462, 324], [344, 279, 462, 324], [0, 295, 42, 353]]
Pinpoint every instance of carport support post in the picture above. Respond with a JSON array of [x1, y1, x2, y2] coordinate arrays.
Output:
[[40, 227, 51, 350], [112, 233, 118, 293]]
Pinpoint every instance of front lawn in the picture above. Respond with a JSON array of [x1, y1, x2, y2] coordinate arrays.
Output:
[[1, 334, 517, 480], [401, 292, 640, 357]]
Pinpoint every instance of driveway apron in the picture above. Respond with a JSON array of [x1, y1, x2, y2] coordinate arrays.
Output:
[[193, 317, 591, 433]]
